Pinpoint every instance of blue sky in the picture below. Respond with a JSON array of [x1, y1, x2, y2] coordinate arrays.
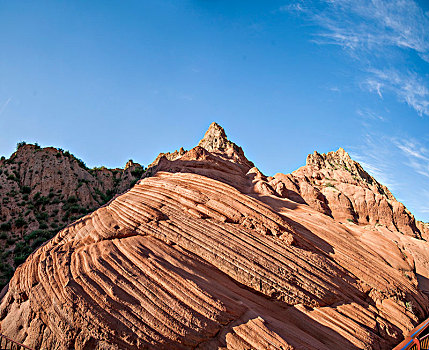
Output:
[[0, 1, 428, 221]]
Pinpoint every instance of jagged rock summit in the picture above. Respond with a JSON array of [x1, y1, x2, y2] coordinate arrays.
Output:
[[0, 123, 428, 349], [198, 122, 231, 152], [197, 122, 254, 168]]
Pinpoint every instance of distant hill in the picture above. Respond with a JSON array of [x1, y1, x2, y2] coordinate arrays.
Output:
[[0, 143, 144, 288]]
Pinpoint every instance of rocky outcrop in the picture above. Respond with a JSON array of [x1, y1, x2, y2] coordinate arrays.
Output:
[[0, 125, 428, 349], [268, 148, 422, 238], [147, 147, 187, 169], [417, 221, 429, 241], [0, 144, 144, 288]]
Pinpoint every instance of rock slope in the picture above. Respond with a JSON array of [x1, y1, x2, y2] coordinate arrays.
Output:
[[0, 123, 428, 349], [0, 144, 144, 288]]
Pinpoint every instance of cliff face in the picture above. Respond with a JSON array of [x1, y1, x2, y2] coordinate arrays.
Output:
[[0, 144, 144, 288], [0, 124, 428, 349]]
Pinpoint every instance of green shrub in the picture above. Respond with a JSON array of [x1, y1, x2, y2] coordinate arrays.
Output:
[[14, 255, 28, 266], [39, 222, 48, 229], [35, 195, 49, 206], [24, 229, 51, 242], [31, 237, 46, 249], [7, 174, 17, 181], [405, 301, 414, 313], [69, 205, 80, 213], [16, 141, 27, 150], [36, 212, 49, 221], [131, 167, 144, 178], [95, 189, 114, 204], [67, 196, 78, 204], [22, 186, 31, 194], [75, 158, 87, 169], [15, 217, 26, 227], [0, 222, 11, 231]]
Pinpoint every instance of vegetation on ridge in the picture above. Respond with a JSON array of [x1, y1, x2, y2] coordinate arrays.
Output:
[[0, 142, 145, 289]]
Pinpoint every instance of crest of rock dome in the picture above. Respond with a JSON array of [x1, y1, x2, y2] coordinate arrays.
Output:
[[145, 122, 255, 180], [0, 127, 428, 349]]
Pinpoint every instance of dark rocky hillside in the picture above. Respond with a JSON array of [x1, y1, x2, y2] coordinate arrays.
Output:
[[0, 143, 144, 288]]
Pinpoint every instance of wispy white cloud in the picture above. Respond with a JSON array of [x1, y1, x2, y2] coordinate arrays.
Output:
[[284, 0, 429, 116], [356, 108, 385, 121], [296, 0, 429, 60], [0, 97, 11, 116], [328, 86, 341, 93], [364, 69, 429, 116], [395, 140, 429, 161], [279, 2, 306, 14], [394, 138, 429, 177], [363, 78, 384, 99]]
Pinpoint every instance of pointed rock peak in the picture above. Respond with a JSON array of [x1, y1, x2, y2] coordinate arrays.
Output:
[[196, 122, 255, 169], [198, 122, 235, 152]]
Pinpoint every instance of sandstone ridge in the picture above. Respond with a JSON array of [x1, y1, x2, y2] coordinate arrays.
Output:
[[0, 124, 428, 349]]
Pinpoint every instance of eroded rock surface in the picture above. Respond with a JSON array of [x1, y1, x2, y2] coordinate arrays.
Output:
[[0, 123, 428, 349]]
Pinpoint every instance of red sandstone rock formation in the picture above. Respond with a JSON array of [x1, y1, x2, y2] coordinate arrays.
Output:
[[0, 123, 428, 349]]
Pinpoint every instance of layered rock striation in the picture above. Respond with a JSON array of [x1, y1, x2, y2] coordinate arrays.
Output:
[[0, 123, 428, 349]]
